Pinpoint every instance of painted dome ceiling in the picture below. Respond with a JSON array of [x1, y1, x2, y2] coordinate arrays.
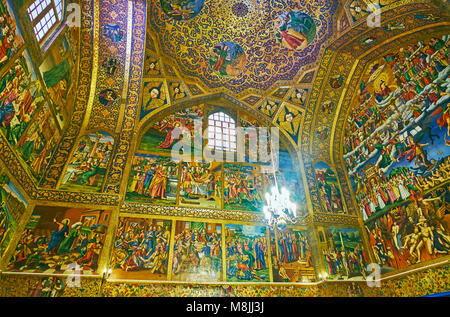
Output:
[[149, 0, 338, 94]]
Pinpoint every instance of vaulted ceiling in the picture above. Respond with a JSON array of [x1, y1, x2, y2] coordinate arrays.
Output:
[[147, 0, 338, 94]]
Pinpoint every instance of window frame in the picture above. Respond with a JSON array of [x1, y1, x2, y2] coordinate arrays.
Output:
[[207, 111, 237, 153], [27, 0, 66, 46]]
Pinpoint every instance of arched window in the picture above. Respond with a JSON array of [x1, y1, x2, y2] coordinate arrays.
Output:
[[27, 0, 65, 44], [207, 111, 236, 152]]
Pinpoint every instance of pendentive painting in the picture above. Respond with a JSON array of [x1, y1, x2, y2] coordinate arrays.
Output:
[[0, 172, 28, 257], [321, 227, 368, 280], [126, 153, 179, 205], [138, 105, 203, 155], [178, 161, 222, 209], [60, 132, 114, 192], [8, 206, 111, 275], [110, 217, 172, 281], [225, 224, 270, 282], [172, 221, 222, 282], [270, 227, 315, 282]]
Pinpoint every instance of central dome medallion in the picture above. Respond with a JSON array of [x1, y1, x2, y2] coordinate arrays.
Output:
[[150, 0, 337, 93]]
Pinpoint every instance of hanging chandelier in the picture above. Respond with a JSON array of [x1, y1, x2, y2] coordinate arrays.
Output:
[[263, 185, 298, 229]]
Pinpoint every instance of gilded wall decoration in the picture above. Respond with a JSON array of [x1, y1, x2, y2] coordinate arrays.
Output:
[[40, 0, 94, 190], [148, 0, 338, 94], [0, 171, 28, 257], [1, 263, 449, 296], [103, 0, 147, 194], [87, 0, 128, 132]]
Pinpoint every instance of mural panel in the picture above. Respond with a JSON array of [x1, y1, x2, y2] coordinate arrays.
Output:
[[0, 172, 27, 257], [0, 50, 43, 147], [172, 220, 222, 282], [225, 224, 270, 282], [270, 227, 315, 282], [343, 35, 450, 243], [8, 206, 111, 275], [60, 132, 114, 192], [223, 163, 264, 213], [110, 217, 171, 281], [126, 153, 179, 205], [17, 103, 60, 182], [314, 162, 345, 214], [365, 186, 450, 271], [39, 28, 79, 128], [321, 227, 368, 280], [139, 105, 203, 154], [0, 0, 24, 70], [178, 161, 222, 209]]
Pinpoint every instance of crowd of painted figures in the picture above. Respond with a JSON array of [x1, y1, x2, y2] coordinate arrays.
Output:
[[172, 226, 222, 280], [179, 163, 221, 202], [0, 2, 22, 68], [344, 36, 448, 161], [128, 155, 178, 201], [223, 167, 264, 211], [343, 35, 450, 219], [111, 220, 171, 274], [323, 242, 368, 279], [366, 187, 450, 269], [226, 232, 268, 281], [8, 218, 106, 273]]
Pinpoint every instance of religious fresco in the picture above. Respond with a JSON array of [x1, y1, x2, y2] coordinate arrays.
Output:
[[103, 24, 124, 43], [343, 35, 450, 225], [178, 161, 222, 209], [276, 105, 302, 140], [17, 103, 60, 182], [39, 28, 78, 128], [126, 153, 179, 205], [149, 0, 337, 93], [140, 80, 168, 119], [209, 41, 246, 77], [0, 172, 27, 257], [110, 217, 171, 281], [258, 99, 280, 118], [275, 11, 317, 51], [347, 0, 415, 24], [172, 220, 222, 282], [60, 132, 114, 192], [288, 87, 309, 109], [0, 0, 24, 70], [8, 206, 111, 275], [168, 81, 188, 101], [160, 0, 205, 21], [144, 54, 162, 77], [0, 50, 44, 148], [321, 227, 368, 280], [139, 105, 203, 154], [270, 227, 315, 282], [365, 186, 450, 272], [225, 224, 270, 282], [223, 163, 264, 213], [314, 162, 345, 214]]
